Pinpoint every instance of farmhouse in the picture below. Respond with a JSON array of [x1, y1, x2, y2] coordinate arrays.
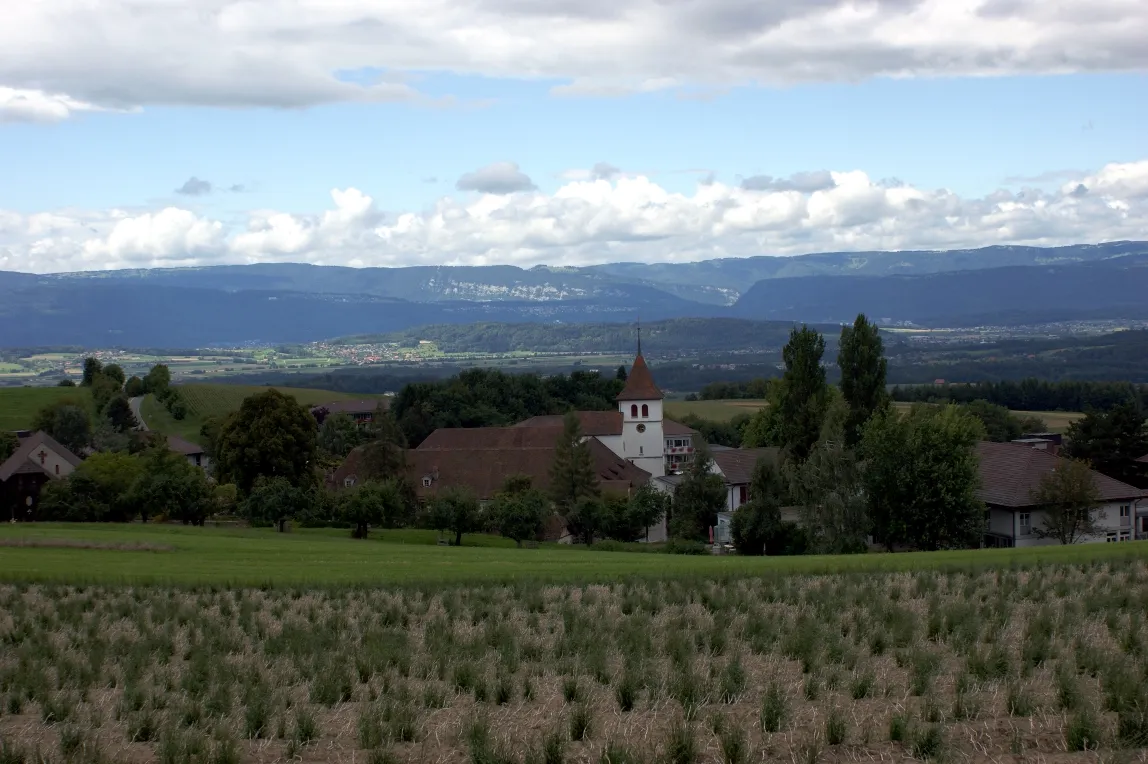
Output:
[[167, 435, 209, 471], [0, 431, 83, 521], [979, 441, 1146, 547], [311, 399, 385, 427]]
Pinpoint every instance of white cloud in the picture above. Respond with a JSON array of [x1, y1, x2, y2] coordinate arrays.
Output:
[[1, 0, 1146, 118], [2, 160, 1147, 274], [456, 162, 537, 194]]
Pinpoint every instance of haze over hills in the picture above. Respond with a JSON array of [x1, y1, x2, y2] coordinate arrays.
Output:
[[2, 241, 1147, 347]]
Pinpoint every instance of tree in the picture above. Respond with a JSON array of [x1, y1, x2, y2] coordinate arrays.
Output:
[[81, 357, 103, 387], [124, 376, 146, 398], [102, 364, 126, 387], [104, 396, 138, 433], [670, 442, 727, 540], [71, 451, 145, 522], [775, 326, 830, 462], [240, 476, 313, 532], [730, 457, 785, 555], [214, 389, 319, 494], [862, 404, 985, 551], [741, 379, 784, 448], [492, 477, 549, 546], [91, 420, 131, 453], [962, 400, 1025, 443], [366, 405, 408, 447], [1063, 401, 1148, 485], [616, 365, 628, 381], [788, 400, 869, 554], [627, 483, 670, 541], [838, 314, 888, 447], [90, 373, 122, 414], [1030, 459, 1105, 544], [597, 491, 643, 542], [143, 364, 172, 398], [319, 412, 368, 458], [0, 431, 18, 462], [31, 401, 91, 455], [339, 480, 409, 539], [428, 488, 483, 546], [549, 411, 599, 511], [57, 379, 76, 387], [566, 494, 606, 545], [128, 447, 212, 524]]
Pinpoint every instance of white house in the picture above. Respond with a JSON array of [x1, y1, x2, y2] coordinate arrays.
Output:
[[978, 441, 1146, 547], [0, 431, 83, 521], [167, 435, 210, 472]]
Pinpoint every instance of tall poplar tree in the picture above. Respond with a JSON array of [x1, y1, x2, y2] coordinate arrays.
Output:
[[837, 313, 889, 447], [776, 325, 829, 462]]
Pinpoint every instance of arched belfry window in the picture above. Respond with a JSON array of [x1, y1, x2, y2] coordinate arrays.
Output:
[[641, 404, 649, 418], [630, 404, 638, 418]]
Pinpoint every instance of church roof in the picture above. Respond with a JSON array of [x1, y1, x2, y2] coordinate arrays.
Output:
[[0, 431, 83, 482], [616, 354, 664, 401]]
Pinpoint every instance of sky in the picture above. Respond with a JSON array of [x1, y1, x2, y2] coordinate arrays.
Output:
[[0, 0, 1146, 274]]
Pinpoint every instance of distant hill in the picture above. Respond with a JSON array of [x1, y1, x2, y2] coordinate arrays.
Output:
[[2, 241, 1147, 346], [733, 255, 1148, 326]]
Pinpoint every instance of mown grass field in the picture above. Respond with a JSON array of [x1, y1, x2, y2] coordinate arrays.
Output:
[[139, 384, 387, 444], [0, 539, 1146, 764], [667, 399, 1084, 433], [0, 523, 1146, 587], [0, 387, 93, 431]]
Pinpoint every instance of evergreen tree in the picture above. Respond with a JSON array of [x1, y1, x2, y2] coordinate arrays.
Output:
[[775, 326, 829, 461], [104, 395, 138, 433], [616, 365, 628, 381], [837, 314, 888, 447], [549, 411, 599, 511]]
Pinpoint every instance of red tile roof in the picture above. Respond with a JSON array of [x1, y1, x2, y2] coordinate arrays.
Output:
[[337, 426, 650, 501], [515, 411, 624, 436], [663, 419, 698, 436], [712, 447, 780, 485], [616, 354, 664, 401], [976, 441, 1147, 508]]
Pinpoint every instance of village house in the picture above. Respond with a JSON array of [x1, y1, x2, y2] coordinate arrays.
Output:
[[979, 441, 1146, 546], [0, 431, 83, 521], [167, 435, 209, 471], [311, 399, 386, 427]]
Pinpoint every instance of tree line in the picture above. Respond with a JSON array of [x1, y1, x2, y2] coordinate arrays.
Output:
[[891, 379, 1148, 413]]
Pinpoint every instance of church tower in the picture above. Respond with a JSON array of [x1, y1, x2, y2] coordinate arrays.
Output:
[[617, 334, 665, 477]]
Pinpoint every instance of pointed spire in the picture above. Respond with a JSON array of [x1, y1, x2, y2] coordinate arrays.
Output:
[[616, 349, 664, 401], [636, 317, 641, 356]]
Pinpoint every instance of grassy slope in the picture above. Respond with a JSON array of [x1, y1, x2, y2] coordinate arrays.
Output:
[[0, 523, 1144, 586], [139, 384, 385, 443], [0, 387, 93, 430]]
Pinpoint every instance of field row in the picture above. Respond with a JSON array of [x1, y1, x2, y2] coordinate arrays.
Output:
[[1, 561, 1147, 763]]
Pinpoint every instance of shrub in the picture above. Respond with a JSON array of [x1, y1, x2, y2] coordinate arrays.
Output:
[[910, 725, 944, 760], [569, 705, 592, 742], [665, 721, 698, 764], [1065, 710, 1102, 751], [760, 682, 787, 734]]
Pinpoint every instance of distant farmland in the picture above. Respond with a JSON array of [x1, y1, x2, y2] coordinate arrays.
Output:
[[141, 384, 387, 443]]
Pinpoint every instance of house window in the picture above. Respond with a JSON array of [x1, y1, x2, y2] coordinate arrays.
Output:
[[1120, 505, 1131, 527], [739, 486, 747, 505], [344, 476, 357, 488], [422, 476, 432, 488], [1107, 532, 1118, 543], [631, 404, 638, 418], [54, 464, 59, 475], [641, 404, 648, 418], [1018, 512, 1031, 536], [1119, 532, 1131, 542]]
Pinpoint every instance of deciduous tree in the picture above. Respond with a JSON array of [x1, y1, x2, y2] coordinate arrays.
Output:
[[837, 314, 888, 447], [102, 364, 126, 387], [215, 389, 319, 494], [32, 401, 91, 455], [428, 487, 483, 546], [128, 447, 212, 525], [492, 476, 549, 546], [0, 431, 18, 462], [627, 483, 671, 541], [1030, 458, 1105, 544], [670, 442, 727, 541], [862, 404, 985, 551], [339, 480, 409, 539], [1063, 401, 1148, 485], [241, 476, 312, 532], [124, 376, 146, 398], [730, 457, 785, 556], [318, 412, 367, 458]]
